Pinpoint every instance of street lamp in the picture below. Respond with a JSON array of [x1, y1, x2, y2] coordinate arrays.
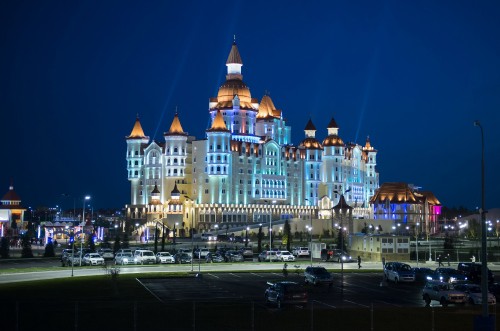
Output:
[[80, 195, 90, 267], [245, 226, 249, 248], [306, 225, 313, 266], [474, 120, 489, 322]]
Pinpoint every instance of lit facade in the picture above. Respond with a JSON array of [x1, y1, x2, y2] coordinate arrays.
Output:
[[125, 42, 379, 234]]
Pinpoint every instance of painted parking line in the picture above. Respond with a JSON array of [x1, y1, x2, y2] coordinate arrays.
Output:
[[250, 273, 263, 277], [229, 273, 242, 278], [343, 300, 370, 308]]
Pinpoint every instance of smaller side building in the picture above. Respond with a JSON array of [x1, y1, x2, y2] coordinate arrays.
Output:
[[0, 182, 26, 237]]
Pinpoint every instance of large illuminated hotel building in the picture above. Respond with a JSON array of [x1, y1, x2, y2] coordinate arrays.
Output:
[[125, 41, 380, 235]]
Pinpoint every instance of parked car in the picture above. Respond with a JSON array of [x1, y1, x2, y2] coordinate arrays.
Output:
[[383, 262, 415, 283], [156, 252, 175, 264], [83, 253, 105, 266], [277, 251, 296, 262], [258, 251, 280, 262], [453, 283, 496, 305], [457, 262, 494, 284], [174, 253, 192, 264], [293, 247, 310, 257], [67, 254, 82, 266], [115, 252, 137, 265], [225, 251, 244, 262], [304, 266, 333, 286], [422, 280, 468, 307], [61, 249, 75, 266], [193, 248, 210, 259], [206, 252, 225, 263], [265, 281, 308, 308], [98, 248, 114, 261], [134, 249, 156, 265], [413, 267, 434, 283], [115, 249, 133, 256], [240, 247, 254, 259], [177, 248, 193, 258], [431, 268, 468, 283]]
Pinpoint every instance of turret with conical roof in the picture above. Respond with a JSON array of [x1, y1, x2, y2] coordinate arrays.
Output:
[[126, 116, 150, 204]]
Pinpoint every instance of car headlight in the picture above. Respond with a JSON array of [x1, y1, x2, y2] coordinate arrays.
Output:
[[450, 277, 456, 282]]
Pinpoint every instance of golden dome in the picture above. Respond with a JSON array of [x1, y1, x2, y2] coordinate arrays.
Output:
[[322, 135, 344, 147], [299, 137, 323, 150], [215, 79, 252, 107]]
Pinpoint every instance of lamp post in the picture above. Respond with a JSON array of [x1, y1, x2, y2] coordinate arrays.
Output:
[[306, 225, 313, 266], [184, 195, 196, 272], [474, 120, 489, 322], [80, 195, 90, 267], [245, 227, 249, 248], [333, 188, 351, 290]]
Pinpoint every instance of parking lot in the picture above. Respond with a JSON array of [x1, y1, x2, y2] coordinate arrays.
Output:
[[139, 271, 426, 308]]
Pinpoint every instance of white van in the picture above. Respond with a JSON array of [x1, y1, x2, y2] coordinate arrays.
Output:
[[134, 249, 156, 265], [201, 233, 217, 241]]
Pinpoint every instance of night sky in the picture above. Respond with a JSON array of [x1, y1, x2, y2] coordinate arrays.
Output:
[[1, 1, 499, 211]]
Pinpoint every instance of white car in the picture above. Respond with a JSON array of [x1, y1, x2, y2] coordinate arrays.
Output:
[[83, 253, 105, 266], [115, 252, 137, 265], [277, 251, 296, 262], [453, 283, 496, 305], [156, 252, 175, 264], [293, 247, 310, 257], [422, 281, 468, 307]]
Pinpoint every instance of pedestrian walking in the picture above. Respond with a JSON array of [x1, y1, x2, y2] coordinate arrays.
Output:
[[357, 256, 362, 269], [447, 254, 450, 266], [382, 256, 386, 268], [437, 255, 443, 267], [471, 255, 476, 263], [282, 263, 288, 278]]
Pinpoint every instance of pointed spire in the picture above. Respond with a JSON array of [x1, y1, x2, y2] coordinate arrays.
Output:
[[304, 119, 316, 131], [165, 112, 186, 136], [226, 40, 243, 65], [365, 136, 371, 148], [126, 115, 147, 139], [327, 117, 339, 129], [206, 110, 230, 132]]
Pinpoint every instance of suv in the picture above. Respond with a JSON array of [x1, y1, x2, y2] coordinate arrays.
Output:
[[457, 262, 494, 284], [293, 247, 310, 257], [258, 251, 280, 262], [304, 266, 333, 286], [134, 249, 156, 264], [422, 280, 468, 307], [383, 262, 415, 283], [83, 253, 105, 266]]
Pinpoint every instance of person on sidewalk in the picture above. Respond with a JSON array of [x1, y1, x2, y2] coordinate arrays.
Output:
[[357, 256, 362, 269], [437, 255, 443, 267]]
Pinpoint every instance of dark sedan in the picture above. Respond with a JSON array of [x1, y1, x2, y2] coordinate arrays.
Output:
[[225, 251, 244, 262], [174, 253, 192, 264], [206, 252, 225, 263], [431, 268, 468, 283], [264, 281, 308, 308]]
